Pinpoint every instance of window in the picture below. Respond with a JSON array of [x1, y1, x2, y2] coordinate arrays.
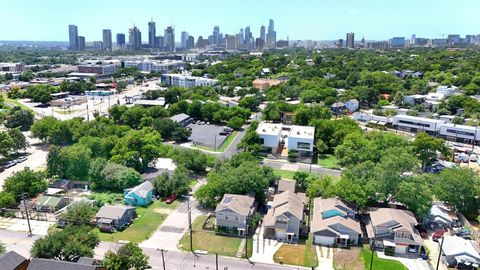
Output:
[[446, 129, 474, 137], [398, 120, 431, 128], [259, 138, 264, 144], [297, 142, 310, 149], [225, 216, 228, 220]]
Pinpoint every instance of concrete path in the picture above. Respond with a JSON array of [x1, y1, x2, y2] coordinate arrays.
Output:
[[236, 238, 246, 258], [250, 225, 282, 264], [316, 246, 334, 270], [139, 180, 206, 251]]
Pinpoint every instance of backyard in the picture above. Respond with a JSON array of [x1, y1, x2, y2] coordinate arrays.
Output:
[[193, 131, 239, 152], [316, 154, 341, 169], [94, 200, 177, 243], [179, 215, 253, 258], [333, 247, 407, 270], [273, 235, 318, 268]]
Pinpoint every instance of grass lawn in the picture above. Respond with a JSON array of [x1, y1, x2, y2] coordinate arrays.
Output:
[[193, 131, 240, 153], [95, 200, 173, 243], [273, 235, 318, 267], [272, 169, 297, 180], [360, 247, 408, 270], [189, 179, 198, 188], [316, 154, 341, 169], [179, 215, 252, 258], [4, 97, 35, 112]]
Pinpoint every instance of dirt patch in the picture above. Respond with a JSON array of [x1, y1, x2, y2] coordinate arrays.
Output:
[[333, 247, 364, 270], [154, 209, 174, 215]]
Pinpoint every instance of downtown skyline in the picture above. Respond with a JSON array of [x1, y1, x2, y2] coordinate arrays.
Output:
[[1, 0, 480, 42]]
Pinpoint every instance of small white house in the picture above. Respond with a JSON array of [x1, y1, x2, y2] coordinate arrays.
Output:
[[256, 122, 282, 151], [256, 122, 315, 155], [287, 125, 315, 153], [345, 99, 359, 112]]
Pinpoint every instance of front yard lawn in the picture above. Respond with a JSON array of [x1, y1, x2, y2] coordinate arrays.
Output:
[[272, 169, 297, 180], [273, 235, 318, 268], [316, 154, 341, 169], [360, 247, 407, 270], [179, 215, 252, 258], [95, 200, 172, 243]]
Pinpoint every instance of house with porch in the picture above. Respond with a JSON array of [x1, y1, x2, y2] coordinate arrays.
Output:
[[95, 205, 135, 232], [311, 198, 362, 247], [263, 191, 307, 242], [424, 203, 460, 229], [215, 194, 256, 236], [366, 208, 424, 256], [124, 181, 154, 206]]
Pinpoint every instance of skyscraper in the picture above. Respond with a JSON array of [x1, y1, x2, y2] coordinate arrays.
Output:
[[238, 28, 244, 45], [266, 19, 276, 48], [181, 31, 188, 49], [68, 25, 78, 50], [102, 29, 112, 51], [187, 35, 195, 49], [212, 26, 220, 46], [164, 26, 175, 52], [77, 36, 85, 51], [346, 32, 355, 48], [116, 33, 126, 50], [260, 25, 266, 42], [226, 34, 237, 50], [148, 20, 156, 48], [129, 26, 142, 51]]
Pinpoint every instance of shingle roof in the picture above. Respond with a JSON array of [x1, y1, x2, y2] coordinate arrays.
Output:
[[27, 258, 99, 270], [0, 251, 27, 270], [277, 179, 296, 193], [442, 236, 480, 263], [271, 191, 305, 220], [368, 207, 422, 243], [95, 205, 135, 220], [126, 181, 154, 198], [215, 194, 255, 216], [311, 198, 361, 235]]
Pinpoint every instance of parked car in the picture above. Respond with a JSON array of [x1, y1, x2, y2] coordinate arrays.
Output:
[[165, 194, 177, 204], [432, 229, 445, 242], [219, 131, 228, 135], [16, 156, 28, 163], [470, 154, 478, 162], [4, 160, 17, 168], [223, 127, 233, 133]]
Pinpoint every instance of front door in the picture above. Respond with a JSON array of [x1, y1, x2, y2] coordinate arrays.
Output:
[[287, 234, 292, 242]]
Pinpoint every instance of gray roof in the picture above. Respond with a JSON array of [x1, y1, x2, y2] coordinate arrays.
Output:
[[170, 113, 191, 123], [278, 179, 296, 193], [215, 194, 255, 216], [27, 258, 99, 270], [126, 181, 154, 198], [442, 236, 480, 263], [311, 198, 361, 235], [0, 251, 27, 270], [95, 205, 135, 220]]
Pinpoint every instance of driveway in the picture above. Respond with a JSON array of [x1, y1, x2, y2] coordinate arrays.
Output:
[[316, 245, 334, 270], [250, 225, 282, 264], [0, 230, 40, 258], [139, 180, 206, 251], [377, 251, 431, 270], [424, 236, 447, 270]]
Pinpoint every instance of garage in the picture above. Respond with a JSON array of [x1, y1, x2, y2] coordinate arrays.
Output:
[[276, 231, 286, 241], [314, 235, 335, 246]]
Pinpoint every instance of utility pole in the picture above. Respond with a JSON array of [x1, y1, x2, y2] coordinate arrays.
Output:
[[216, 253, 218, 270], [21, 193, 32, 236], [436, 236, 445, 270], [86, 103, 90, 121], [187, 196, 193, 253], [369, 243, 374, 270], [160, 249, 166, 270]]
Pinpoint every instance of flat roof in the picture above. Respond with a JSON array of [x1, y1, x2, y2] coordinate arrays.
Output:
[[134, 99, 165, 106], [289, 125, 315, 139], [256, 122, 282, 136], [394, 114, 445, 124]]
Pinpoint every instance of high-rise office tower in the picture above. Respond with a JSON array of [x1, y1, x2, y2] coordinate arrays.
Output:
[[93, 41, 103, 51], [148, 20, 156, 48], [164, 26, 175, 52], [155, 36, 164, 50], [212, 26, 220, 46], [181, 31, 188, 49], [260, 25, 266, 42], [116, 33, 126, 50], [129, 26, 142, 51], [102, 29, 112, 51], [266, 19, 276, 48], [68, 25, 78, 50], [187, 35, 195, 49], [238, 28, 244, 44], [77, 36, 85, 51], [226, 34, 237, 50], [346, 32, 355, 48], [411, 34, 416, 45]]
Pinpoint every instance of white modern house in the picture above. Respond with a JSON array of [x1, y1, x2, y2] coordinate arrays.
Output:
[[256, 122, 314, 155], [161, 74, 218, 88], [392, 115, 444, 134], [439, 123, 480, 142]]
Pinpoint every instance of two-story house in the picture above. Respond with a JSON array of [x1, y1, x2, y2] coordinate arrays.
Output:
[[124, 181, 155, 206], [311, 198, 362, 247], [263, 191, 307, 242], [366, 208, 424, 255], [215, 194, 256, 236]]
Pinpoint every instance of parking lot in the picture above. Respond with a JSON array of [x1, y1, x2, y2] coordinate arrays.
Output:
[[188, 123, 229, 149]]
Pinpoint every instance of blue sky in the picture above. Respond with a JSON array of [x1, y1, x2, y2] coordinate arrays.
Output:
[[1, 0, 479, 41]]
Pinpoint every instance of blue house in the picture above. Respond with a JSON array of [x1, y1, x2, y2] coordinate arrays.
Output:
[[124, 181, 155, 206]]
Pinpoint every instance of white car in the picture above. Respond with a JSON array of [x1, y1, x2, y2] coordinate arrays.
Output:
[[470, 154, 478, 162]]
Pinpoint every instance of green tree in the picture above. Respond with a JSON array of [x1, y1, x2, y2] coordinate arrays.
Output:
[[5, 107, 35, 131], [434, 167, 480, 214], [0, 131, 14, 156], [154, 167, 191, 197], [58, 201, 98, 226], [55, 145, 92, 181], [8, 128, 28, 153], [292, 171, 309, 192], [307, 175, 336, 198], [227, 116, 244, 130], [238, 121, 262, 154], [103, 242, 150, 270], [31, 225, 99, 262], [99, 162, 141, 190], [0, 241, 5, 255], [396, 175, 433, 218], [412, 132, 449, 170], [3, 168, 47, 199], [0, 191, 16, 208]]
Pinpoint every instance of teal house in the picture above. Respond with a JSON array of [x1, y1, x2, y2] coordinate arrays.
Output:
[[124, 181, 155, 206]]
